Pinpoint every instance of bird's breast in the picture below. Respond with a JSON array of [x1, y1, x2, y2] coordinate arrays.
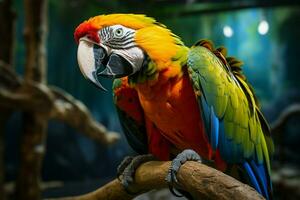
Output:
[[136, 70, 212, 159]]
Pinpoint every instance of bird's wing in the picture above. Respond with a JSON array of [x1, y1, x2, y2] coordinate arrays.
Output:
[[113, 78, 148, 154], [187, 40, 273, 199]]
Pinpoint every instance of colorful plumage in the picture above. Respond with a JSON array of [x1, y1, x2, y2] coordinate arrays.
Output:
[[74, 14, 274, 199]]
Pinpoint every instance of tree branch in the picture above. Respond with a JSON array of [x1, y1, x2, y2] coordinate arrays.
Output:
[[0, 66, 119, 145], [0, 65, 55, 113], [270, 104, 300, 164], [49, 86, 120, 144], [48, 161, 264, 200], [271, 104, 300, 134]]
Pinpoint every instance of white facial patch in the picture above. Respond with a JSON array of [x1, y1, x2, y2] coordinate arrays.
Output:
[[111, 47, 145, 74], [98, 25, 145, 74]]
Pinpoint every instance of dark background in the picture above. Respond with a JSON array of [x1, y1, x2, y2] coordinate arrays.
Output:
[[2, 0, 300, 199]]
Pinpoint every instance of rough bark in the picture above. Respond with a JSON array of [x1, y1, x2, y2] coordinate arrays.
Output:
[[48, 161, 264, 200], [0, 0, 16, 199]]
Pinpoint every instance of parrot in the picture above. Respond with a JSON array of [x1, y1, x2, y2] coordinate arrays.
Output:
[[74, 14, 274, 199]]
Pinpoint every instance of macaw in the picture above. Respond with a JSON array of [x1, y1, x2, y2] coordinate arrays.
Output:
[[74, 14, 274, 199]]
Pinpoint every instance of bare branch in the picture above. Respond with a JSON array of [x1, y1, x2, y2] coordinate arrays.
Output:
[[0, 67, 54, 113], [271, 104, 300, 134], [50, 86, 120, 145], [47, 161, 264, 200], [0, 68, 119, 145]]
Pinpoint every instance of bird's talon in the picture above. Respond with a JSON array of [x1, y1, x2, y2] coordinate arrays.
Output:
[[117, 175, 122, 181], [172, 172, 179, 185], [117, 154, 156, 194], [123, 174, 133, 184], [165, 175, 170, 183], [117, 156, 134, 178], [166, 149, 202, 197], [168, 183, 184, 197]]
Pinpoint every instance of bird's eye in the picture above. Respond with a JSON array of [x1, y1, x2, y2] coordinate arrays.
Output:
[[115, 28, 124, 37]]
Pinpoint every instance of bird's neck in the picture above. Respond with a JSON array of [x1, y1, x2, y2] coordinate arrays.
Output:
[[129, 45, 189, 86]]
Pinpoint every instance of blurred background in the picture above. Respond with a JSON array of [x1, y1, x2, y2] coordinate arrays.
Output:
[[0, 0, 300, 199]]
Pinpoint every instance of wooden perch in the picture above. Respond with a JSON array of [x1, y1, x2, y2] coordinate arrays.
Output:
[[49, 161, 264, 200]]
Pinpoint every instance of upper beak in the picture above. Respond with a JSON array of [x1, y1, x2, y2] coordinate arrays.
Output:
[[77, 39, 134, 91]]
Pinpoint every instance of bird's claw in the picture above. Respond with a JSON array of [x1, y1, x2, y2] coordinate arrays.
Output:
[[117, 156, 134, 181], [166, 167, 182, 197], [117, 154, 156, 194], [166, 149, 202, 197]]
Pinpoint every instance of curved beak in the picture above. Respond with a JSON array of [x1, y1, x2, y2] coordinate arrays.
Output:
[[77, 39, 134, 91]]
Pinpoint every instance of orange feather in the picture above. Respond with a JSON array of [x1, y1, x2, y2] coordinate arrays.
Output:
[[136, 68, 213, 160]]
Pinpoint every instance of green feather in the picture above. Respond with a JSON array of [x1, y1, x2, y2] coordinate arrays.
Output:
[[187, 41, 273, 168]]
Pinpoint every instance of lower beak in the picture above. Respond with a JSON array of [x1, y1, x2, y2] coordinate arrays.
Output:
[[77, 40, 134, 91]]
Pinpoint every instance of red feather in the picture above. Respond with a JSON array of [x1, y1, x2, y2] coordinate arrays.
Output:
[[136, 69, 214, 161], [74, 22, 100, 44], [114, 70, 215, 166]]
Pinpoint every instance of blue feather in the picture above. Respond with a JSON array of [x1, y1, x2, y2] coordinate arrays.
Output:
[[210, 106, 219, 150], [218, 121, 232, 162], [250, 160, 269, 200], [243, 162, 263, 196]]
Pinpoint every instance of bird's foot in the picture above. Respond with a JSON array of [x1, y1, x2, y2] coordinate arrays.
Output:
[[117, 156, 134, 179], [117, 154, 156, 194], [166, 149, 202, 197]]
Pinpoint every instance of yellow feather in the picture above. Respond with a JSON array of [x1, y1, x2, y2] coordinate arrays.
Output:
[[84, 14, 189, 80], [86, 14, 157, 30]]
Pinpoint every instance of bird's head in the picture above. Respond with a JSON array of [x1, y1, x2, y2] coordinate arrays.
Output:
[[74, 14, 187, 90]]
